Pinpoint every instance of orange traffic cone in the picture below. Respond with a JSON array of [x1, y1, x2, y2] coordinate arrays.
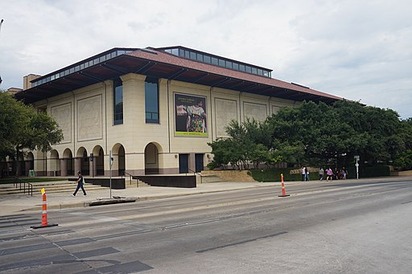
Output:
[[278, 174, 290, 197], [31, 188, 58, 229]]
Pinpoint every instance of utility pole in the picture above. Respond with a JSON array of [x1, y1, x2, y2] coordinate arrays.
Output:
[[0, 19, 4, 85]]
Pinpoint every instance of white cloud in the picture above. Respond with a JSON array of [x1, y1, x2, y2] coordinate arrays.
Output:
[[0, 0, 411, 118]]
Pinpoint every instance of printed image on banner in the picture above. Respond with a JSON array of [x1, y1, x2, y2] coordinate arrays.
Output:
[[175, 93, 207, 137]]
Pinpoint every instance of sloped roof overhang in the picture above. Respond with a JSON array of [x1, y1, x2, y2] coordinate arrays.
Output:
[[15, 47, 341, 104]]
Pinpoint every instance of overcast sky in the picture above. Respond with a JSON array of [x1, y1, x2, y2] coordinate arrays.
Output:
[[1, 0, 411, 118]]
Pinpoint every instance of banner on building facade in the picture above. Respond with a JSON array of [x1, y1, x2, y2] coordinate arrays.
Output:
[[175, 93, 207, 137]]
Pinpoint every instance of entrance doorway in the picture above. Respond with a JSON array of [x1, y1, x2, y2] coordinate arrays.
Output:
[[195, 153, 204, 172], [144, 143, 159, 174], [179, 154, 189, 173]]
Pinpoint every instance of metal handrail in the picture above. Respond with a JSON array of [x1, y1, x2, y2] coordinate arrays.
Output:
[[13, 177, 33, 196], [188, 168, 203, 184], [123, 171, 135, 187]]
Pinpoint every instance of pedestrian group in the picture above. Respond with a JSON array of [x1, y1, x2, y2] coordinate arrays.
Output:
[[302, 166, 348, 181]]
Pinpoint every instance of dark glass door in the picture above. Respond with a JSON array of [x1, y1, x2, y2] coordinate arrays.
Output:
[[195, 154, 204, 172], [179, 154, 189, 173]]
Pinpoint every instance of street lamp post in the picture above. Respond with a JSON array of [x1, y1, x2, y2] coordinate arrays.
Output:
[[354, 155, 360, 179], [0, 19, 4, 85], [109, 150, 113, 198]]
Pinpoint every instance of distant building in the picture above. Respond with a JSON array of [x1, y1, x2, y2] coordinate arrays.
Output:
[[23, 74, 41, 90], [6, 87, 23, 95], [14, 46, 341, 177]]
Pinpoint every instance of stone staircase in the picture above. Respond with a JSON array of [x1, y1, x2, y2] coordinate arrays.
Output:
[[0, 180, 104, 196], [125, 178, 150, 188], [0, 176, 152, 196]]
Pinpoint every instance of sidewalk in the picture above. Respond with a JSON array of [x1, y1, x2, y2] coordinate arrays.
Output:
[[0, 182, 270, 216]]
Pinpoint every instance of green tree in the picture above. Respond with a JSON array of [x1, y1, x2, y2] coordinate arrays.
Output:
[[208, 118, 275, 169], [334, 100, 407, 165], [208, 137, 243, 169], [393, 118, 412, 170], [267, 100, 409, 168], [266, 101, 355, 166], [0, 91, 63, 176], [208, 100, 410, 172]]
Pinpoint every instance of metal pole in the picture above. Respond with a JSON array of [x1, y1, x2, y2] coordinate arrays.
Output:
[[354, 156, 360, 179], [109, 150, 112, 199], [110, 167, 112, 199], [0, 19, 4, 85]]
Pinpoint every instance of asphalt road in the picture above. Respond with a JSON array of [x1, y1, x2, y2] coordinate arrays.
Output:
[[1, 179, 412, 273]]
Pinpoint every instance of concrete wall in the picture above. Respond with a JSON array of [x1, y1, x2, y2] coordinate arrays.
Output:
[[31, 73, 297, 176]]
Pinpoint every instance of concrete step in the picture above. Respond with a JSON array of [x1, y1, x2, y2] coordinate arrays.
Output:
[[136, 180, 150, 187], [0, 178, 148, 196], [125, 179, 152, 188], [0, 181, 104, 196], [0, 184, 33, 195]]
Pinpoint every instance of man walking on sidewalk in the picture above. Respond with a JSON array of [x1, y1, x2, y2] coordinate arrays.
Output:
[[73, 171, 87, 196]]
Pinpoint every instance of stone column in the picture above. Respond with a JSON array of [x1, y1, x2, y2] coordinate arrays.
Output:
[[61, 159, 67, 177]]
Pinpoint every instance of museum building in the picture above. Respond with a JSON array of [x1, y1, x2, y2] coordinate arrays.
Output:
[[14, 46, 341, 177]]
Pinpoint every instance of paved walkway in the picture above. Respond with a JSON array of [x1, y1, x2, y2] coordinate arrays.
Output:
[[0, 182, 271, 216]]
